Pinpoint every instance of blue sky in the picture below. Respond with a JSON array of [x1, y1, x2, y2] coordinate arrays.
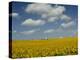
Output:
[[10, 1, 78, 40]]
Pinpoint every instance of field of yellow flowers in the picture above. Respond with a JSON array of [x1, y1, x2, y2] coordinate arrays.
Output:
[[11, 37, 78, 58]]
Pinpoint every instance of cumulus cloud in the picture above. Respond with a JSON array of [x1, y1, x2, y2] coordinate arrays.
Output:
[[26, 3, 65, 17], [25, 3, 72, 23], [44, 29, 54, 33], [9, 12, 19, 17], [26, 4, 65, 19], [61, 21, 74, 28], [22, 19, 45, 26], [60, 14, 71, 22], [23, 3, 74, 29], [47, 14, 71, 23], [26, 3, 52, 15], [48, 17, 58, 22], [46, 5, 65, 17], [20, 29, 38, 35]]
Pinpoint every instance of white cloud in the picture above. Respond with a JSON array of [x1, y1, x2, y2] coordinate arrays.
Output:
[[10, 13, 19, 17], [60, 14, 71, 22], [22, 19, 45, 26], [26, 3, 52, 15], [44, 29, 54, 33], [41, 14, 48, 19], [47, 14, 71, 23], [20, 29, 37, 35], [25, 3, 72, 23], [48, 17, 58, 22], [46, 5, 65, 17], [61, 21, 74, 28], [24, 3, 74, 30], [25, 3, 66, 18]]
